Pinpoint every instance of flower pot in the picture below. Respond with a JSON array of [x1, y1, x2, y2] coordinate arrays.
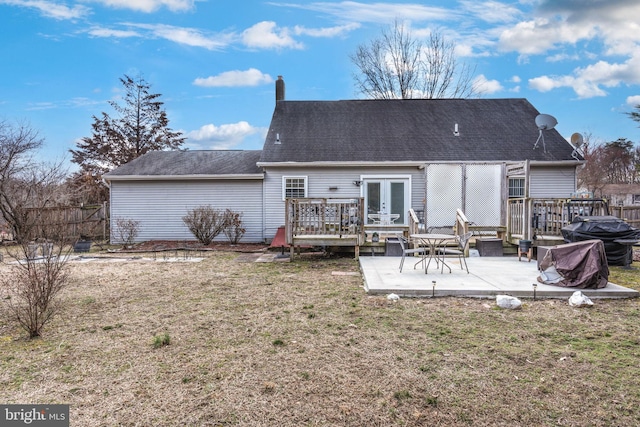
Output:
[[518, 239, 533, 262], [74, 240, 91, 253], [519, 239, 532, 252]]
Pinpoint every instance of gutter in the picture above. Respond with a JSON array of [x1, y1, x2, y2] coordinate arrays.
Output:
[[257, 159, 584, 168], [528, 160, 584, 166], [103, 173, 265, 182]]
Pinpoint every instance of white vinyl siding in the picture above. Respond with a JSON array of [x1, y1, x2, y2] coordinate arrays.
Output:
[[110, 179, 264, 243], [263, 166, 425, 241], [529, 166, 577, 198]]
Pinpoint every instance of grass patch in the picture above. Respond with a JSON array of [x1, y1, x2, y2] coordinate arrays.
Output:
[[152, 332, 171, 348], [0, 250, 639, 426]]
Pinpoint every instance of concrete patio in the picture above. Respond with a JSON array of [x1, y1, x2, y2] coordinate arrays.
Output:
[[359, 254, 639, 299]]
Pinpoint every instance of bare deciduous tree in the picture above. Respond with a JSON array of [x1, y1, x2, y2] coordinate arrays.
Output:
[[577, 133, 608, 196], [0, 120, 69, 242], [351, 21, 477, 99], [2, 224, 72, 338]]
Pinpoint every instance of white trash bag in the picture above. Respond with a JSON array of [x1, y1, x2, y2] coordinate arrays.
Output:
[[387, 293, 400, 301], [568, 291, 594, 307], [496, 295, 522, 310]]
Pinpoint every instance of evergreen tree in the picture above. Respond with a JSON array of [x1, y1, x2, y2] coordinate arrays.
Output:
[[71, 74, 185, 181]]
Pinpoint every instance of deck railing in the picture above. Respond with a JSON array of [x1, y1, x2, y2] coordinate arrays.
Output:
[[508, 198, 609, 241], [285, 198, 364, 244]]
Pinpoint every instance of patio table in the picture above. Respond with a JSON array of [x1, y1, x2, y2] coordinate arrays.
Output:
[[411, 233, 458, 274]]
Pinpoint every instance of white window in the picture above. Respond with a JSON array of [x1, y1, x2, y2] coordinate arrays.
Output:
[[509, 177, 525, 198], [283, 176, 307, 200], [633, 194, 640, 204]]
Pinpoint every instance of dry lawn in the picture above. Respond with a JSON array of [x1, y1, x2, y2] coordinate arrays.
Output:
[[1, 247, 640, 426]]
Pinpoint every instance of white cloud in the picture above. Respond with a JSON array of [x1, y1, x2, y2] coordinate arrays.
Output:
[[193, 69, 273, 88], [293, 23, 360, 38], [275, 2, 454, 24], [124, 23, 231, 50], [626, 95, 640, 106], [186, 121, 263, 150], [242, 21, 303, 50], [529, 75, 570, 93], [89, 0, 194, 12], [546, 52, 580, 62], [510, 75, 521, 83], [459, 0, 521, 24], [0, 0, 90, 20], [529, 53, 640, 98], [499, 0, 640, 57], [529, 74, 607, 98], [473, 74, 503, 94], [87, 27, 140, 38], [498, 17, 595, 55]]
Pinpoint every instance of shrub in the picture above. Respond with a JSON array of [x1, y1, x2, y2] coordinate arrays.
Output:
[[182, 206, 226, 245], [222, 209, 246, 244], [114, 217, 140, 248], [2, 239, 71, 338]]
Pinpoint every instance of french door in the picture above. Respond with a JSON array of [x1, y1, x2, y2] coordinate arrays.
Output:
[[363, 177, 410, 225]]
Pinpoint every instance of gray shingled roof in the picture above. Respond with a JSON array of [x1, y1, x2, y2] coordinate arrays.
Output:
[[104, 150, 263, 177], [259, 98, 578, 163]]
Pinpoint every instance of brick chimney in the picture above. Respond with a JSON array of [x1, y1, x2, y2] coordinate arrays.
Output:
[[276, 75, 285, 102]]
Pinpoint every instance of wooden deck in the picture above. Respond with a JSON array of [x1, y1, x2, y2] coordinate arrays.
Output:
[[282, 197, 624, 259]]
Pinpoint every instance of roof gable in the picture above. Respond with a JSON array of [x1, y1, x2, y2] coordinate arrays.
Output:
[[259, 98, 578, 163]]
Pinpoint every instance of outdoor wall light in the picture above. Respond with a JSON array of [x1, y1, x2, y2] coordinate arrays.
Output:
[[353, 180, 362, 186]]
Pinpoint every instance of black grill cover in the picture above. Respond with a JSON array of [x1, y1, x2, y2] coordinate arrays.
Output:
[[561, 216, 640, 266]]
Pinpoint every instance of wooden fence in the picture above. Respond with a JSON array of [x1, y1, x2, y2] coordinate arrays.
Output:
[[16, 203, 109, 242], [609, 205, 640, 227]]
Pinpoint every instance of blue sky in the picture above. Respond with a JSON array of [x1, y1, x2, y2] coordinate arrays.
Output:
[[2, 0, 640, 168]]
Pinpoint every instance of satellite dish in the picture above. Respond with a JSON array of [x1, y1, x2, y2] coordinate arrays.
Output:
[[570, 132, 584, 160], [535, 114, 558, 130], [570, 132, 584, 147], [533, 113, 558, 153]]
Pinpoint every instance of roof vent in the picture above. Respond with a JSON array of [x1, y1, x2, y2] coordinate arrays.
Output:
[[275, 133, 281, 145], [453, 123, 459, 137]]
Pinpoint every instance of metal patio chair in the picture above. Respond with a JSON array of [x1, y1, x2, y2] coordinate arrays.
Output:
[[396, 233, 428, 272], [437, 231, 473, 273]]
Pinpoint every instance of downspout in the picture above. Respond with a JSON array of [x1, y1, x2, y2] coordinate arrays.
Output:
[[102, 177, 111, 242], [524, 159, 531, 240], [422, 164, 428, 227]]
